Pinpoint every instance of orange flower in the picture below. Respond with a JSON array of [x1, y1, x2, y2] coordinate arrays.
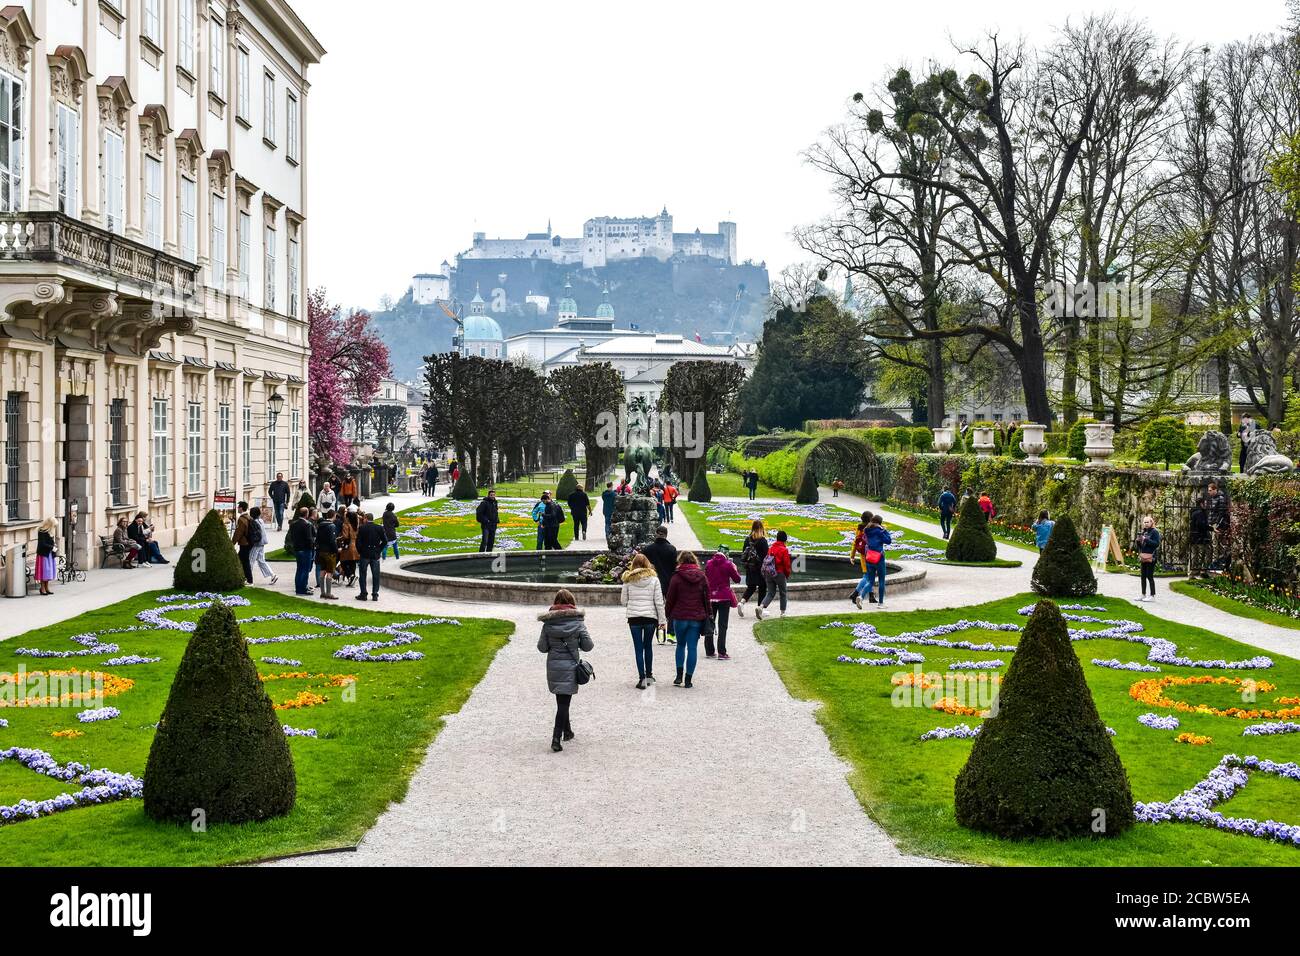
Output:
[[1129, 675, 1298, 720]]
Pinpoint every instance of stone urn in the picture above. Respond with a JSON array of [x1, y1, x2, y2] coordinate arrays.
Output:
[[972, 427, 996, 457], [1084, 422, 1115, 468], [932, 427, 954, 453], [1019, 423, 1047, 464]]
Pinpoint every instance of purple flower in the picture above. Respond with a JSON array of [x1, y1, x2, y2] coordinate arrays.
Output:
[[75, 707, 121, 724]]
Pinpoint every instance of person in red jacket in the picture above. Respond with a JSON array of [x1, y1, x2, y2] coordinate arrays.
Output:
[[662, 482, 679, 523], [978, 491, 995, 519], [704, 545, 741, 659], [665, 550, 710, 688], [756, 529, 793, 619]]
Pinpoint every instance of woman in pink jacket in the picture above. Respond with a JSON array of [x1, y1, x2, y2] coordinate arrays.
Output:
[[704, 545, 741, 660]]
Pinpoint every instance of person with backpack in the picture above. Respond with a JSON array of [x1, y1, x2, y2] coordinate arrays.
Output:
[[541, 491, 565, 550], [247, 506, 277, 585], [381, 502, 401, 559], [642, 525, 678, 643], [537, 588, 594, 752], [705, 545, 741, 660], [665, 551, 710, 688], [621, 552, 665, 689], [1136, 515, 1161, 603], [476, 490, 500, 552], [1032, 510, 1055, 553], [857, 515, 892, 609], [531, 493, 548, 549], [736, 519, 768, 616], [315, 510, 340, 600], [654, 484, 666, 525], [567, 485, 590, 541], [937, 488, 957, 540], [286, 507, 317, 595], [232, 502, 255, 584], [756, 529, 793, 619]]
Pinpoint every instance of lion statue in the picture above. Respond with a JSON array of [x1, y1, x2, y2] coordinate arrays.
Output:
[[1243, 429, 1295, 475], [1184, 430, 1232, 475]]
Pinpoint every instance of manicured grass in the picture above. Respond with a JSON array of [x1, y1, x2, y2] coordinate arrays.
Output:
[[267, 496, 576, 561], [883, 499, 1041, 555], [755, 593, 1300, 866], [679, 501, 1018, 567], [0, 588, 511, 865], [684, 471, 790, 500], [1170, 580, 1300, 632]]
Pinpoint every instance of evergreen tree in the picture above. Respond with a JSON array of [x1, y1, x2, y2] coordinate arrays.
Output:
[[945, 495, 997, 562], [688, 460, 713, 502], [144, 601, 296, 824], [173, 509, 245, 592], [1031, 513, 1098, 596], [954, 600, 1134, 839], [1137, 417, 1195, 469], [450, 469, 478, 500], [794, 464, 820, 504], [1067, 418, 1097, 462], [555, 468, 579, 501]]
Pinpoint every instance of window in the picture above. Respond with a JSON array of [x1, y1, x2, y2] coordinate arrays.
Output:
[[290, 408, 300, 479], [0, 72, 24, 212], [186, 401, 202, 495], [237, 211, 251, 299], [151, 398, 169, 499], [218, 403, 232, 490], [56, 104, 78, 216], [242, 404, 251, 485], [236, 47, 250, 120], [211, 193, 227, 289], [102, 130, 125, 234], [143, 0, 161, 46], [288, 237, 299, 319], [210, 17, 225, 97], [4, 392, 19, 520], [267, 428, 277, 481], [286, 92, 298, 163], [109, 399, 127, 506], [144, 155, 162, 249], [263, 71, 275, 143], [264, 226, 276, 312], [180, 176, 196, 260], [178, 0, 195, 74]]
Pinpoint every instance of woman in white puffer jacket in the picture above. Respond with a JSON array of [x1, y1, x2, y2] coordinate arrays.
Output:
[[620, 552, 665, 689]]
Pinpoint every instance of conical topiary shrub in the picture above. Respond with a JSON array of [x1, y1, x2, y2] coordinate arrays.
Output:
[[794, 464, 819, 504], [954, 599, 1134, 839], [450, 468, 478, 500], [688, 460, 712, 502], [293, 490, 316, 513], [144, 601, 296, 824], [1031, 513, 1098, 596], [173, 509, 245, 592], [555, 468, 579, 501], [945, 495, 996, 562]]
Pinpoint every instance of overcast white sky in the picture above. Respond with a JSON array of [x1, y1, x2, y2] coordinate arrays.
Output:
[[303, 0, 1290, 311]]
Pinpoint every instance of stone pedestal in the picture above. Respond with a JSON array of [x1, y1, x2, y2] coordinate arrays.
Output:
[[607, 495, 659, 554]]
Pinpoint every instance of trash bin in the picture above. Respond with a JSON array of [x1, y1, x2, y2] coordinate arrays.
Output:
[[4, 542, 27, 598]]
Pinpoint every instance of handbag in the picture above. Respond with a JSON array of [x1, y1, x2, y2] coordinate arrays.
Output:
[[702, 615, 715, 638], [865, 549, 883, 565], [561, 636, 594, 685]]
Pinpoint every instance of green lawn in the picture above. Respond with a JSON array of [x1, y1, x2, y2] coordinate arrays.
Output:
[[0, 588, 511, 865], [756, 593, 1300, 866], [268, 496, 576, 561], [883, 499, 1041, 554], [679, 501, 1019, 566], [1170, 580, 1300, 632], [684, 471, 790, 500]]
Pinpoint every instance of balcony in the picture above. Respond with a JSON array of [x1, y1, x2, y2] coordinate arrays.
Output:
[[0, 211, 198, 297], [0, 211, 199, 352]]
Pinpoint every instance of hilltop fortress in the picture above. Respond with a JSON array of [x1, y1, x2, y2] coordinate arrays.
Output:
[[459, 209, 738, 268]]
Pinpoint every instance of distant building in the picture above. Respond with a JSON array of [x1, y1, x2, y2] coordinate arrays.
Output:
[[412, 272, 451, 305], [506, 282, 651, 367], [459, 209, 738, 268], [576, 333, 753, 407], [455, 286, 504, 359]]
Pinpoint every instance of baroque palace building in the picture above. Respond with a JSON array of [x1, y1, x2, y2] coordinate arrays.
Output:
[[0, 0, 324, 569]]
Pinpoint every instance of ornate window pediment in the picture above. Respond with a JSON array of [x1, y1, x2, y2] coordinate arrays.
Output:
[[262, 192, 284, 227], [207, 148, 232, 193], [49, 45, 90, 107], [0, 6, 36, 75], [97, 76, 135, 133], [175, 128, 204, 177], [139, 103, 171, 157]]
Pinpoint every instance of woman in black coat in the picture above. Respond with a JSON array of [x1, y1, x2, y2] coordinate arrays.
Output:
[[536, 588, 594, 753]]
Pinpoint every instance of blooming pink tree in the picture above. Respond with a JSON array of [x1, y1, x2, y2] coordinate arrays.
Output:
[[308, 287, 391, 467]]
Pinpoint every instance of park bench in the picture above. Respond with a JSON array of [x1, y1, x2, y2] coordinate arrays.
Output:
[[99, 535, 133, 569]]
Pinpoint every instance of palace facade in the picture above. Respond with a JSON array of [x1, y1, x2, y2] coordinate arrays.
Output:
[[0, 0, 324, 568]]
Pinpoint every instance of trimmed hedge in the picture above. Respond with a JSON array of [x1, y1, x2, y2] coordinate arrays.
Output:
[[1067, 418, 1097, 462], [144, 601, 296, 825], [795, 464, 819, 504], [174, 509, 245, 592], [945, 495, 997, 562], [954, 599, 1135, 839], [555, 468, 579, 501], [1031, 513, 1098, 597], [450, 469, 478, 500], [688, 461, 713, 502]]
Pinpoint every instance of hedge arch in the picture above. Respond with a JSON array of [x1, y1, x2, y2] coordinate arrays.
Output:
[[795, 435, 881, 500]]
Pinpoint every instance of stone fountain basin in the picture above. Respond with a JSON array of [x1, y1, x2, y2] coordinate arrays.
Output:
[[383, 551, 927, 606]]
